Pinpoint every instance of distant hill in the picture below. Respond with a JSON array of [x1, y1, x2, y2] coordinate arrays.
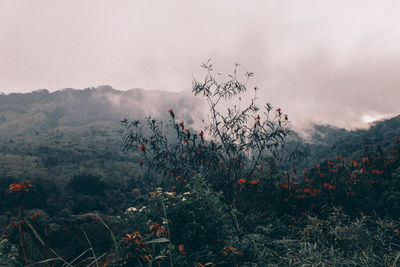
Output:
[[0, 86, 203, 183], [0, 86, 398, 183], [285, 115, 400, 170]]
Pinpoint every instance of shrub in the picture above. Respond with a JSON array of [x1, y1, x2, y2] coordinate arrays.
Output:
[[121, 61, 289, 220]]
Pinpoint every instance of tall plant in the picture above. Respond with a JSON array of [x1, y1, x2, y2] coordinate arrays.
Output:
[[121, 60, 289, 203]]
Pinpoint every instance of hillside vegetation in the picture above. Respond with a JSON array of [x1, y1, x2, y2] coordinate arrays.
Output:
[[0, 75, 399, 266]]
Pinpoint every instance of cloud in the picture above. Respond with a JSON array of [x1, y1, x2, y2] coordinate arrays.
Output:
[[0, 0, 399, 129]]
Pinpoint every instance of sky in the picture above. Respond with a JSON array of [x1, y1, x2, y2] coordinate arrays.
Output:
[[1, 0, 399, 129]]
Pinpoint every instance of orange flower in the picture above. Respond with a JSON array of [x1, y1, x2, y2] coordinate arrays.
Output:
[[198, 131, 204, 137], [281, 183, 289, 189], [237, 178, 246, 185], [250, 179, 260, 185], [178, 244, 187, 255], [8, 182, 32, 194], [178, 121, 184, 126]]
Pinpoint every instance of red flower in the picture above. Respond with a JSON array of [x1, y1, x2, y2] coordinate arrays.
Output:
[[168, 109, 173, 114], [281, 183, 289, 189], [139, 145, 146, 151], [362, 157, 369, 163], [178, 244, 187, 255], [8, 182, 32, 194], [237, 178, 246, 185], [250, 179, 260, 185], [258, 165, 262, 169], [198, 131, 204, 137], [178, 121, 184, 126], [184, 129, 190, 133]]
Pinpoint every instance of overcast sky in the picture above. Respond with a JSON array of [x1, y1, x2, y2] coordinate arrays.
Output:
[[1, 0, 399, 129]]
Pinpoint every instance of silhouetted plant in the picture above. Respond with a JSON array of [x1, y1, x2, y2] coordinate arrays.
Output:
[[121, 60, 289, 207]]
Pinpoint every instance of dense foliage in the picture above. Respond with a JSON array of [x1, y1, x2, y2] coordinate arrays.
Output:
[[0, 66, 399, 266]]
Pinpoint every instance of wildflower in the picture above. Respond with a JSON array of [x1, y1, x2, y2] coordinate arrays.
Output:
[[284, 114, 288, 120], [178, 121, 184, 126], [362, 157, 369, 163], [254, 115, 260, 121], [149, 222, 160, 232], [281, 183, 289, 189], [198, 131, 204, 137], [237, 178, 246, 185], [139, 145, 146, 152], [8, 182, 32, 194], [164, 191, 176, 198], [258, 165, 262, 169], [126, 207, 138, 212], [125, 231, 143, 241], [250, 179, 260, 185], [222, 246, 242, 257], [138, 206, 146, 212], [178, 244, 187, 255], [303, 170, 307, 175], [184, 129, 190, 133]]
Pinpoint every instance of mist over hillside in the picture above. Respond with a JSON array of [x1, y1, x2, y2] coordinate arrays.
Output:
[[0, 86, 203, 139], [1, 86, 399, 182]]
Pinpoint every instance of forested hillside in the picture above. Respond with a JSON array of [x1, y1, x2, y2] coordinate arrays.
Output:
[[0, 86, 399, 266]]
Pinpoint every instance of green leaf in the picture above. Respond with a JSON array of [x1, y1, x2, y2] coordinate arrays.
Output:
[[146, 238, 169, 244]]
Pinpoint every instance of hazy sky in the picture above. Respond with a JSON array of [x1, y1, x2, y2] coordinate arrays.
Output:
[[1, 0, 399, 128]]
